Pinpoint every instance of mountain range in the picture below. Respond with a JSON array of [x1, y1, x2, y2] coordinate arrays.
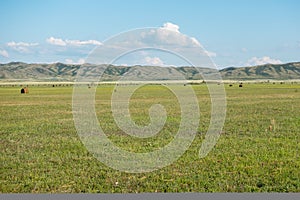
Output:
[[0, 62, 299, 81]]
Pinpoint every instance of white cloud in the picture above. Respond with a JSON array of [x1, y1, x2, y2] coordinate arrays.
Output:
[[0, 50, 9, 58], [66, 39, 102, 46], [246, 56, 282, 66], [7, 41, 38, 47], [7, 41, 38, 53], [141, 22, 201, 48], [190, 37, 201, 46], [161, 22, 180, 33], [46, 37, 66, 46], [65, 58, 85, 64], [144, 56, 164, 66], [47, 37, 102, 46]]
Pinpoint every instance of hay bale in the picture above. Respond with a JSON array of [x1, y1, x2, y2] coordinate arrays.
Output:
[[21, 87, 29, 94]]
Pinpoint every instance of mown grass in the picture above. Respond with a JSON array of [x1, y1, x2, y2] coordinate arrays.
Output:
[[0, 83, 299, 192]]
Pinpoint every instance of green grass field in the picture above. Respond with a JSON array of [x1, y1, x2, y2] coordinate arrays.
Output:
[[1, 83, 299, 192]]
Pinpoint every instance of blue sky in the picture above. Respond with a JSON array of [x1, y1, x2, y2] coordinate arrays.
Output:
[[0, 0, 299, 68]]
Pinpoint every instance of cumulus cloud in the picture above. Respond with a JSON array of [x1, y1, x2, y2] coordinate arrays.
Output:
[[190, 37, 201, 46], [46, 37, 66, 46], [7, 41, 38, 53], [246, 56, 282, 66], [99, 22, 217, 67], [144, 56, 164, 66], [47, 37, 102, 46], [0, 49, 9, 58], [140, 22, 201, 48], [161, 22, 180, 33]]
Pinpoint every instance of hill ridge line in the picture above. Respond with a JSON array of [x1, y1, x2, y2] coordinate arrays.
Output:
[[0, 62, 299, 81]]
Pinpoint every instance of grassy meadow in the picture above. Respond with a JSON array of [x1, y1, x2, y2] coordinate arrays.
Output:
[[0, 82, 299, 192]]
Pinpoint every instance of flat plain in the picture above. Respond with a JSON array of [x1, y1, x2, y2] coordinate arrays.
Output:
[[0, 83, 299, 192]]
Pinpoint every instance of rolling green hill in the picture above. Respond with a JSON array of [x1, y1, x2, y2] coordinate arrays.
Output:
[[0, 61, 299, 81]]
